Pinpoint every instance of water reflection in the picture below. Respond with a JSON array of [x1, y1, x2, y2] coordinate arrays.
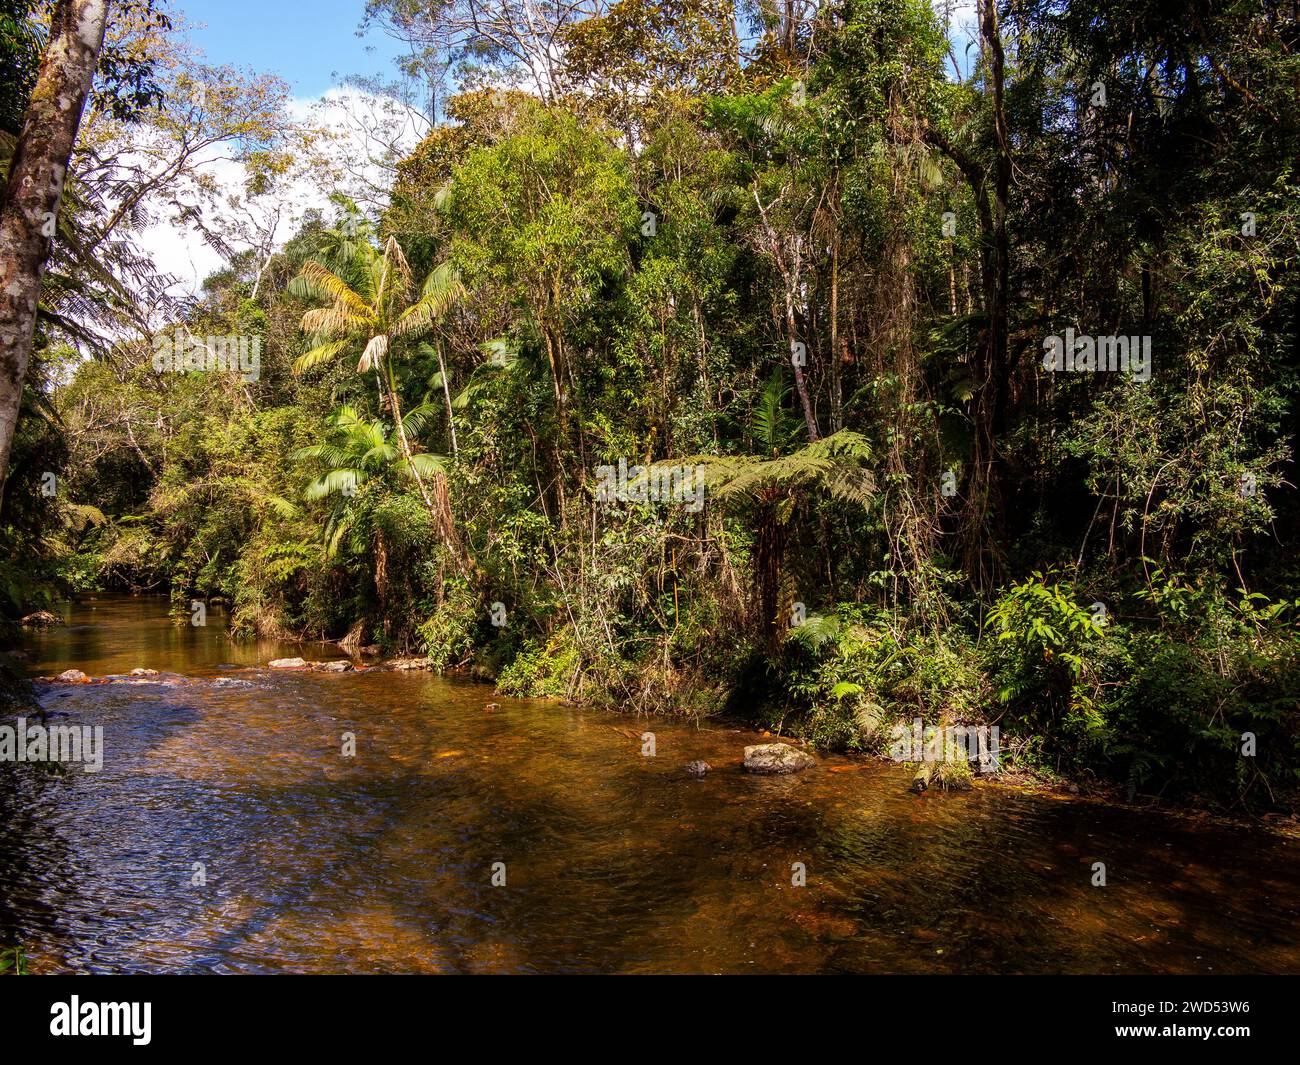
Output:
[[2, 598, 1299, 973]]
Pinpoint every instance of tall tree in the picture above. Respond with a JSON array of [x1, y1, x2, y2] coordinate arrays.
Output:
[[291, 233, 467, 569], [0, 0, 109, 497]]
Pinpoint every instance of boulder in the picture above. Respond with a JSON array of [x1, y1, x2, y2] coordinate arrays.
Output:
[[54, 669, 88, 683], [129, 668, 159, 676], [742, 742, 815, 775], [312, 660, 352, 673], [268, 657, 307, 669], [684, 760, 711, 777], [21, 610, 62, 628]]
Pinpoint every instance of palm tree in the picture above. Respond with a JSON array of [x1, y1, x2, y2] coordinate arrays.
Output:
[[643, 372, 875, 651], [294, 405, 447, 609], [290, 229, 465, 566]]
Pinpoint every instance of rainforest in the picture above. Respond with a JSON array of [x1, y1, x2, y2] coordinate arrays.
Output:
[[0, 0, 1299, 979]]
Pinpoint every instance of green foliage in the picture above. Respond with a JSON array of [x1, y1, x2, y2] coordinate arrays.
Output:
[[497, 633, 581, 700], [782, 603, 985, 752], [0, 944, 29, 975], [417, 578, 479, 669], [985, 573, 1109, 761], [11, 0, 1299, 816]]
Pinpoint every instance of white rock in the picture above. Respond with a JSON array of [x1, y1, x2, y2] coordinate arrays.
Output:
[[742, 742, 816, 775]]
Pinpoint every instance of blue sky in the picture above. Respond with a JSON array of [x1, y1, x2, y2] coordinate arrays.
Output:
[[175, 1, 977, 97], [175, 0, 407, 96]]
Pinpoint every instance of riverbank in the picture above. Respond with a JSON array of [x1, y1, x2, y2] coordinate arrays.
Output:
[[9, 594, 1300, 828], [7, 641, 1298, 842], [4, 596, 1300, 974]]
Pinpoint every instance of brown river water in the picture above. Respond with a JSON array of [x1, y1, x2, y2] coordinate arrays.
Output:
[[3, 596, 1299, 974]]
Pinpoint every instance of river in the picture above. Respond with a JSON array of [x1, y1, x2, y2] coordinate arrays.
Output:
[[2, 596, 1298, 973]]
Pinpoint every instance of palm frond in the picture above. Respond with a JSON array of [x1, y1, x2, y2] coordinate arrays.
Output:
[[305, 468, 365, 501], [293, 338, 352, 373], [358, 333, 388, 373], [265, 494, 300, 519], [753, 369, 794, 452], [295, 260, 369, 316], [361, 443, 399, 466], [400, 401, 442, 440], [301, 306, 371, 337], [405, 452, 449, 479], [392, 263, 465, 338]]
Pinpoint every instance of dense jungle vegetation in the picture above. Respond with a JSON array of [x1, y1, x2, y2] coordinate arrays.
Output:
[[2, 0, 1298, 812]]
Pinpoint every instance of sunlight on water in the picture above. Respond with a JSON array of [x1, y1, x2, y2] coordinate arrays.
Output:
[[3, 597, 1298, 974]]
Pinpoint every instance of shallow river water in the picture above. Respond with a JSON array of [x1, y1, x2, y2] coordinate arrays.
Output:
[[3, 596, 1299, 974]]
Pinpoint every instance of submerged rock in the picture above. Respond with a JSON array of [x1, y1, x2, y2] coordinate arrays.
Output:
[[743, 742, 815, 775], [268, 657, 307, 669], [684, 760, 711, 777]]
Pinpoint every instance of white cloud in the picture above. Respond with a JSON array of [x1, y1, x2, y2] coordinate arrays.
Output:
[[133, 85, 429, 304]]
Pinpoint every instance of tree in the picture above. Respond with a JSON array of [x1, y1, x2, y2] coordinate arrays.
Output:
[[445, 102, 640, 519], [649, 372, 875, 650], [364, 0, 611, 104], [290, 231, 466, 566], [0, 0, 42, 137], [295, 403, 447, 554], [0, 0, 110, 499]]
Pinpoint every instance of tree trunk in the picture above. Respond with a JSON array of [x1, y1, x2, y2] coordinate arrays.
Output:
[[920, 1, 1013, 587], [384, 355, 468, 574], [435, 341, 458, 458], [753, 501, 788, 654], [0, 0, 110, 496]]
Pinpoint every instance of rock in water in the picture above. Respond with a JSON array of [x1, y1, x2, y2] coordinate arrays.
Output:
[[54, 669, 88, 683], [268, 657, 307, 669], [742, 743, 815, 775], [129, 668, 159, 676], [387, 657, 434, 671], [685, 760, 711, 777], [21, 610, 62, 628], [313, 661, 352, 673]]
